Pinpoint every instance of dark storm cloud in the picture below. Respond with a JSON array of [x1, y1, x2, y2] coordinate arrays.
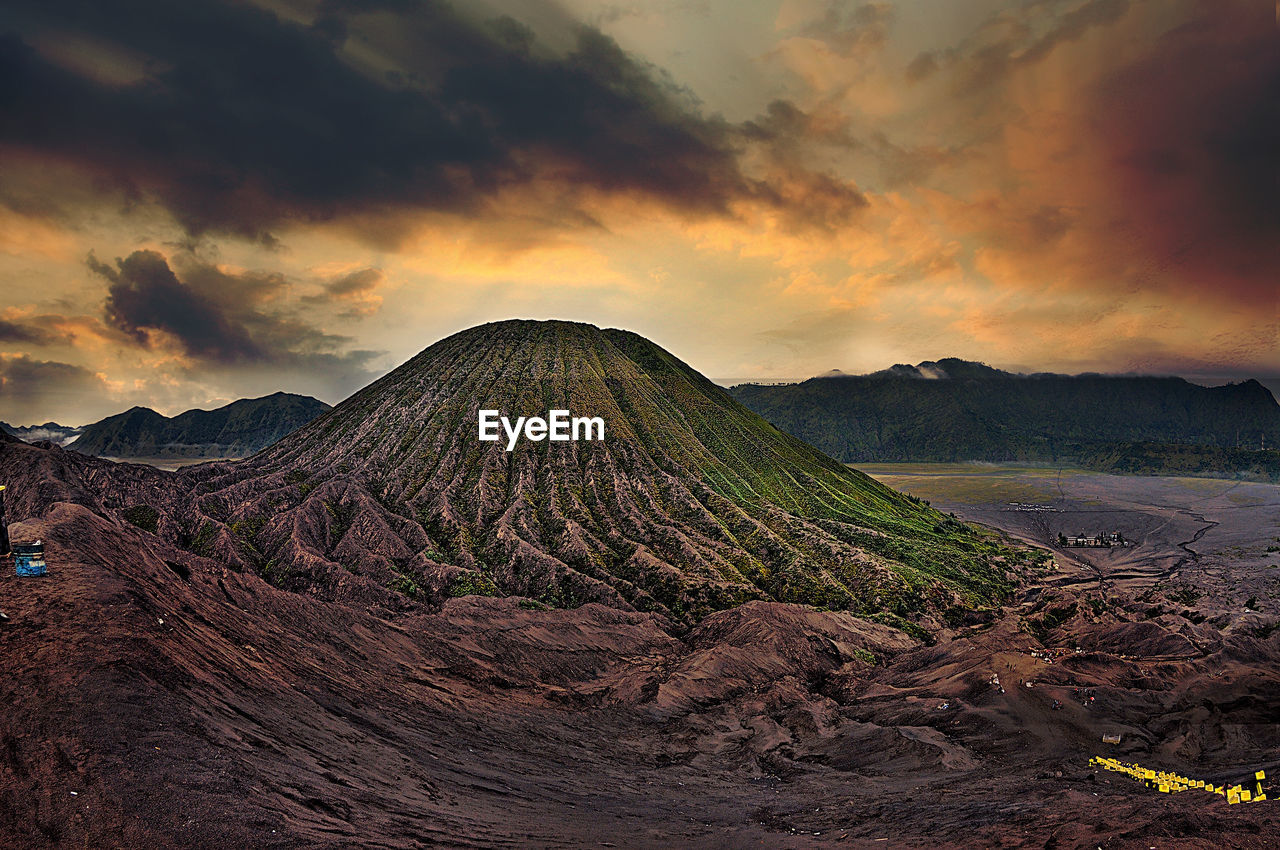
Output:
[[1091, 3, 1280, 297], [87, 250, 382, 387], [0, 318, 54, 345], [0, 0, 756, 243], [898, 0, 1276, 307], [739, 100, 868, 230], [310, 268, 383, 300], [741, 100, 855, 150], [798, 2, 893, 58], [1017, 0, 1129, 65], [918, 0, 1130, 97], [0, 355, 108, 408], [90, 250, 266, 363], [302, 267, 385, 317], [904, 51, 937, 83]]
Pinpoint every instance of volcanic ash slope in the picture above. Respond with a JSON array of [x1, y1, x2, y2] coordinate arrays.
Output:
[[176, 320, 1016, 625]]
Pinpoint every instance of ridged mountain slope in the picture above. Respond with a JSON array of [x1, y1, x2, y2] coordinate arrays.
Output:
[[180, 321, 1016, 625]]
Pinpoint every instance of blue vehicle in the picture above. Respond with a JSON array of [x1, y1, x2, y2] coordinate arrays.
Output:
[[13, 541, 46, 577]]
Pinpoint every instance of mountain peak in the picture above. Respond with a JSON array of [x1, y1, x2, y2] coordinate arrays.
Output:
[[813, 359, 1011, 382], [183, 321, 1011, 625]]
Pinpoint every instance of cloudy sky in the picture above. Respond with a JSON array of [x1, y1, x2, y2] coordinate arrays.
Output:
[[1, 0, 1276, 424]]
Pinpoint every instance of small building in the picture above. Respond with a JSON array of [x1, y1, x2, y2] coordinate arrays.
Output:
[[13, 541, 46, 577], [1061, 531, 1129, 548]]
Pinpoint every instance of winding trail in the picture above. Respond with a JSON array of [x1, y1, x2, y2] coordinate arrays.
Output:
[[1176, 511, 1218, 559]]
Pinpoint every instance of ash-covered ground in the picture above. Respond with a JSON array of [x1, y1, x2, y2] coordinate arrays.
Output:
[[0, 452, 1277, 848], [864, 464, 1280, 622]]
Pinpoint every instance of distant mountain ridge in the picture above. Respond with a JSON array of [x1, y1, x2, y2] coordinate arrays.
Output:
[[731, 360, 1280, 479], [0, 421, 81, 446], [66, 392, 331, 459]]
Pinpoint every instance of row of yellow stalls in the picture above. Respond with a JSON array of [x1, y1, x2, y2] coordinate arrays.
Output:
[[1091, 756, 1268, 804]]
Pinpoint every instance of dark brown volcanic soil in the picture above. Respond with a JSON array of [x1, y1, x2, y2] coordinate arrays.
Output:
[[2, 440, 1279, 848]]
